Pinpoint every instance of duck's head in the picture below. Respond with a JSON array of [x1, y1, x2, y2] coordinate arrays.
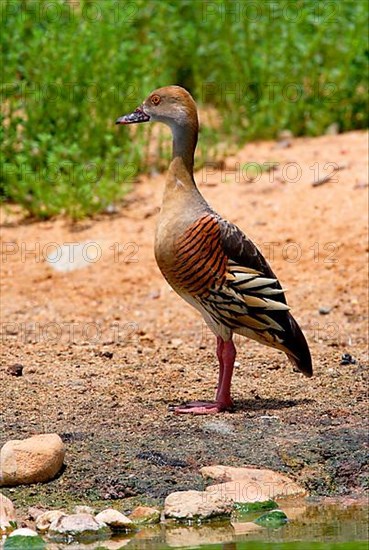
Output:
[[115, 85, 198, 131]]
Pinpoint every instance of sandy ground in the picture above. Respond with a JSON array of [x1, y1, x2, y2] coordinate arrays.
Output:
[[0, 130, 368, 514]]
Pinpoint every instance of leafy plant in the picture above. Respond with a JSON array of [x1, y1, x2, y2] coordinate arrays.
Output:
[[1, 0, 368, 219], [4, 535, 46, 550]]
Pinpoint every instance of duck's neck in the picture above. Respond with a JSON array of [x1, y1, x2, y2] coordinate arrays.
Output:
[[160, 116, 209, 219], [167, 120, 198, 185]]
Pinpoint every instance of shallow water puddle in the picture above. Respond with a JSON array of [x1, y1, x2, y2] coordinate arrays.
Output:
[[37, 503, 368, 549]]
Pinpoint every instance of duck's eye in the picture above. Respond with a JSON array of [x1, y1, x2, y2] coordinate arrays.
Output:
[[151, 95, 161, 106]]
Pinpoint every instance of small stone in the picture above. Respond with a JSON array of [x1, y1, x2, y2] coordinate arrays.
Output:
[[95, 509, 134, 531], [148, 290, 161, 299], [48, 513, 110, 541], [169, 338, 183, 349], [104, 204, 119, 214], [36, 510, 66, 532], [99, 351, 113, 359], [6, 364, 23, 377], [319, 306, 332, 315], [340, 353, 356, 365], [0, 434, 65, 486], [164, 490, 232, 521], [0, 492, 16, 533], [129, 505, 161, 524], [9, 528, 38, 537]]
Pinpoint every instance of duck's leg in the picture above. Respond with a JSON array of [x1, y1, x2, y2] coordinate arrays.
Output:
[[215, 337, 235, 408], [174, 336, 235, 415]]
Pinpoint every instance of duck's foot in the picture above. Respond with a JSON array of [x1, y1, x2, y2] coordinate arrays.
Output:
[[173, 400, 233, 415]]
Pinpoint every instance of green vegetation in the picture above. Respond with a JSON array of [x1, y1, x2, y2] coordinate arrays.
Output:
[[1, 0, 368, 218], [233, 499, 278, 515], [4, 534, 46, 550], [254, 508, 289, 527]]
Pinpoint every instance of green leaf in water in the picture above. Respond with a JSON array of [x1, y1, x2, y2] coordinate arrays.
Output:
[[233, 500, 278, 514], [4, 535, 46, 550], [254, 509, 288, 528]]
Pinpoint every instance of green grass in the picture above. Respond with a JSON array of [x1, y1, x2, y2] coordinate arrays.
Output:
[[1, 0, 368, 219]]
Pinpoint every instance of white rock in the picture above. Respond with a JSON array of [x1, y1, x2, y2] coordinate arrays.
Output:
[[47, 241, 100, 273], [0, 492, 16, 533], [164, 489, 232, 521], [48, 513, 110, 539], [9, 527, 38, 537], [95, 508, 134, 530], [0, 434, 65, 486], [201, 465, 307, 502], [36, 510, 66, 532]]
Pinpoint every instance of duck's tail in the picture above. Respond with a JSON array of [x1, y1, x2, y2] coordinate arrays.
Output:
[[284, 313, 313, 377]]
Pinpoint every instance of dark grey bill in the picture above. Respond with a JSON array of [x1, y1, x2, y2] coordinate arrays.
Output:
[[115, 107, 150, 124]]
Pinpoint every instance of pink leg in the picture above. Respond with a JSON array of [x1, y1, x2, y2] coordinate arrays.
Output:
[[216, 339, 236, 406], [216, 336, 224, 391], [175, 337, 236, 415]]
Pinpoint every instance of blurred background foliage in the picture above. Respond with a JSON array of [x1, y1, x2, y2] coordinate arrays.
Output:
[[1, 0, 368, 219]]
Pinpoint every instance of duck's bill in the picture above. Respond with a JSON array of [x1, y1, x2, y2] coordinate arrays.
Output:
[[115, 107, 150, 124]]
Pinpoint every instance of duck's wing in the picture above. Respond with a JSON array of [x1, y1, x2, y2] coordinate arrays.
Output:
[[202, 217, 312, 376]]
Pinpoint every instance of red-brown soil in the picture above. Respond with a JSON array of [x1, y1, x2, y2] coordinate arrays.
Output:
[[0, 130, 368, 513]]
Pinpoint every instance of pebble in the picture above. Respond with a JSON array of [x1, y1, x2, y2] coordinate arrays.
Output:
[[319, 306, 332, 315], [99, 351, 113, 359], [340, 353, 356, 365], [6, 364, 23, 377]]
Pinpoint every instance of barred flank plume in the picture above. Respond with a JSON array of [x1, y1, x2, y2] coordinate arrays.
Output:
[[167, 213, 313, 377]]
